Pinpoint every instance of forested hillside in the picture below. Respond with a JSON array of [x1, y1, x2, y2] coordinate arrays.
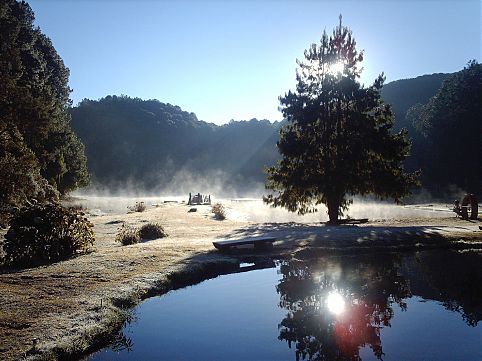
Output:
[[70, 67, 480, 196], [381, 73, 450, 133], [405, 61, 481, 194], [71, 96, 280, 192]]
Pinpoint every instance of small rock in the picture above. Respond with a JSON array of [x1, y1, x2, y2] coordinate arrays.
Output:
[[188, 208, 197, 213]]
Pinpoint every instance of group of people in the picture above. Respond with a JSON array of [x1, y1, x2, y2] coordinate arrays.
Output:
[[453, 193, 478, 220]]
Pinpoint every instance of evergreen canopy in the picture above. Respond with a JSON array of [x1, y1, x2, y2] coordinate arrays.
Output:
[[0, 0, 89, 222], [407, 60, 481, 194], [264, 17, 418, 223]]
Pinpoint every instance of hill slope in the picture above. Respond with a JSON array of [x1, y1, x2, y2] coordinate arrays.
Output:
[[70, 72, 452, 194], [70, 95, 280, 193], [382, 73, 451, 133]]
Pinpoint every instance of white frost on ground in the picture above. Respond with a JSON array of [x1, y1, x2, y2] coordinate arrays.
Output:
[[71, 194, 455, 223]]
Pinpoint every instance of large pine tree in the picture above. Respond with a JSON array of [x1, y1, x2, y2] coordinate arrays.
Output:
[[264, 17, 418, 223]]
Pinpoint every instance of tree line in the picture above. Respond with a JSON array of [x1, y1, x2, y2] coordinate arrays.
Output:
[[70, 96, 281, 192], [1, 2, 480, 224], [0, 0, 89, 223], [70, 61, 480, 206]]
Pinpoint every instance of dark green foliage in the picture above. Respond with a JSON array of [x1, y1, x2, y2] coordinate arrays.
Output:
[[138, 222, 168, 240], [115, 224, 140, 246], [406, 61, 482, 194], [2, 202, 95, 266], [0, 121, 58, 225], [382, 73, 451, 133], [0, 0, 89, 214], [68, 76, 451, 195], [70, 95, 281, 191], [265, 18, 418, 223]]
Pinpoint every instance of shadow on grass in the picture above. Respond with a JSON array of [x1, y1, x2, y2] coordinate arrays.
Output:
[[214, 222, 482, 254]]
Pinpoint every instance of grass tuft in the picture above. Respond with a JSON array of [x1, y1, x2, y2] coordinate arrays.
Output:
[[211, 203, 226, 220], [127, 202, 146, 213], [138, 223, 168, 240], [115, 224, 140, 245]]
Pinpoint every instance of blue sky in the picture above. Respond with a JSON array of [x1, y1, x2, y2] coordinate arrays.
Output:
[[29, 0, 480, 124]]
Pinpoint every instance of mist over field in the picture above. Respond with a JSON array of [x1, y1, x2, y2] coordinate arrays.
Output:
[[71, 179, 455, 223], [70, 162, 463, 222]]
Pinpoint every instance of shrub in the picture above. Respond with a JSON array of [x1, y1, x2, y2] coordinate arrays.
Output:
[[115, 223, 140, 245], [2, 202, 95, 267], [138, 223, 168, 240], [127, 202, 146, 213], [211, 203, 226, 220]]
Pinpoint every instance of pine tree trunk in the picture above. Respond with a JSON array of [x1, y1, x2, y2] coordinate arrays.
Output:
[[327, 198, 340, 224]]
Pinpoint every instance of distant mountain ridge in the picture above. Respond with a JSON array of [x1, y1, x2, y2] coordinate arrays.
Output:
[[70, 72, 453, 193]]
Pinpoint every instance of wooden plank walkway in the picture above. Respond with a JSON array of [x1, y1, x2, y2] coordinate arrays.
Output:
[[213, 236, 277, 250]]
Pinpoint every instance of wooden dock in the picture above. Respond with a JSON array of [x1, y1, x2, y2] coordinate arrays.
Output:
[[212, 236, 277, 250]]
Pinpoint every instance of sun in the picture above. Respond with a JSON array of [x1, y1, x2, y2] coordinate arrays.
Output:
[[326, 291, 345, 315], [327, 60, 344, 75]]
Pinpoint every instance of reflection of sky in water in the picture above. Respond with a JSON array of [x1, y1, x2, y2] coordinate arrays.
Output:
[[89, 251, 481, 361], [359, 296, 481, 361]]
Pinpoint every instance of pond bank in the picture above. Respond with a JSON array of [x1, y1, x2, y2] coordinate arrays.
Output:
[[0, 203, 481, 360]]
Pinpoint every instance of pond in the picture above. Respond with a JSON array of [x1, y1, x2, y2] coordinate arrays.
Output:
[[89, 250, 482, 361]]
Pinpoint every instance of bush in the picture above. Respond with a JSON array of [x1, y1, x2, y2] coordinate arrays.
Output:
[[139, 223, 168, 240], [115, 223, 140, 245], [2, 202, 95, 266], [211, 203, 226, 220], [127, 202, 146, 213]]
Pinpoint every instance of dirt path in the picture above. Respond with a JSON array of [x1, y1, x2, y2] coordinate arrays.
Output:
[[0, 202, 481, 360]]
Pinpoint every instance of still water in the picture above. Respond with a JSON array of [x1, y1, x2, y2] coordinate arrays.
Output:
[[89, 251, 481, 361]]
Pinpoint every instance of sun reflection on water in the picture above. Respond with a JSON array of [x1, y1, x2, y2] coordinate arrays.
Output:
[[326, 291, 346, 315]]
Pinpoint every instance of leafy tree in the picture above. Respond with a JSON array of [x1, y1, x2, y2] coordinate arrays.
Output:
[[264, 17, 418, 223], [0, 0, 89, 210], [0, 119, 56, 225], [407, 61, 482, 194]]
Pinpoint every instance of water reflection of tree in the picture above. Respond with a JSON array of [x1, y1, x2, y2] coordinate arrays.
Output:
[[276, 254, 411, 361], [413, 250, 482, 326], [110, 332, 134, 353]]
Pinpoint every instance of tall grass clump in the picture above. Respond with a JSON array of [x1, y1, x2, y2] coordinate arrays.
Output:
[[211, 203, 226, 220], [127, 202, 146, 213], [116, 223, 140, 245], [138, 223, 168, 240]]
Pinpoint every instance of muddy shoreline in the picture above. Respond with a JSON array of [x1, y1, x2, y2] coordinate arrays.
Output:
[[1, 202, 481, 360]]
